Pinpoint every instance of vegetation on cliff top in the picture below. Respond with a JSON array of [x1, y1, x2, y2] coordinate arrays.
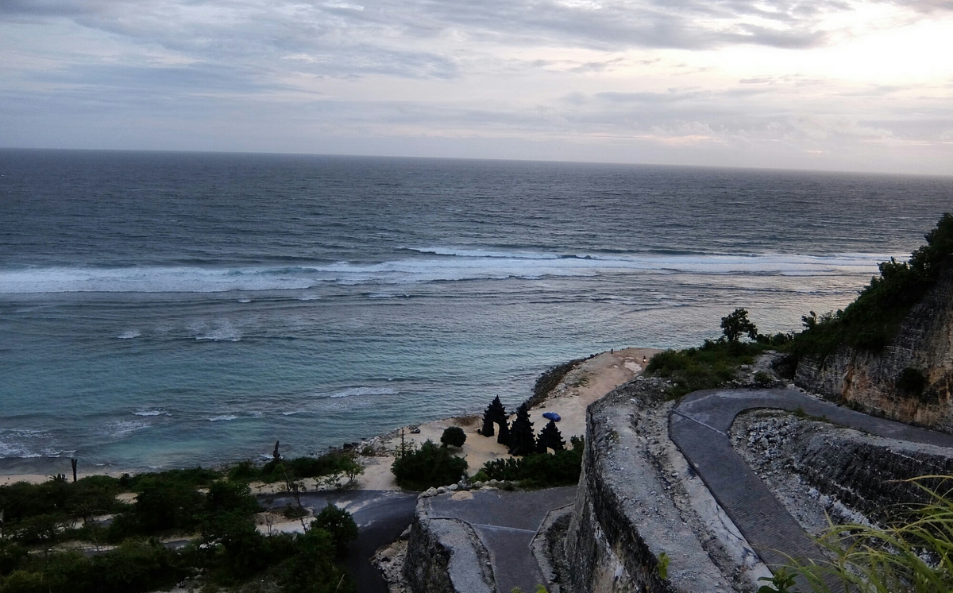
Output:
[[647, 213, 953, 397], [791, 212, 953, 355]]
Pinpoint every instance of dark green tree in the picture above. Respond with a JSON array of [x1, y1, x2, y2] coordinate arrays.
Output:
[[391, 440, 468, 490], [313, 504, 358, 557], [508, 404, 536, 457], [480, 405, 495, 437], [497, 418, 511, 447], [721, 308, 758, 342], [440, 426, 467, 448], [537, 420, 565, 453]]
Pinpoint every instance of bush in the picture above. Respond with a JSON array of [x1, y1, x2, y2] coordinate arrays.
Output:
[[440, 426, 467, 448], [230, 451, 362, 484], [721, 308, 758, 342], [791, 213, 953, 355], [645, 339, 767, 398], [205, 480, 261, 517], [475, 437, 584, 488], [277, 527, 352, 593], [897, 367, 928, 399], [391, 440, 468, 490], [126, 476, 205, 534]]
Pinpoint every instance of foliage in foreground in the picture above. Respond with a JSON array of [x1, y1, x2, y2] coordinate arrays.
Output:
[[473, 437, 584, 488], [783, 475, 953, 593], [0, 458, 361, 593], [391, 440, 468, 490]]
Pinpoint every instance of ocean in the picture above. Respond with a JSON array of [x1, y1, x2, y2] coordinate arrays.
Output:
[[1, 149, 951, 473]]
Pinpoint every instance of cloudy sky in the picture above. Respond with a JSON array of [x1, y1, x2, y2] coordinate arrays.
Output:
[[2, 0, 952, 174]]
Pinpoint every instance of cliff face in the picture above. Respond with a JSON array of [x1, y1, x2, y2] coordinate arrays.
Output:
[[795, 264, 953, 432]]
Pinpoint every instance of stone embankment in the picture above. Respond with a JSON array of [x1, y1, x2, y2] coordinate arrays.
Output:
[[732, 409, 953, 533], [564, 377, 770, 593], [402, 500, 496, 593], [795, 262, 953, 432]]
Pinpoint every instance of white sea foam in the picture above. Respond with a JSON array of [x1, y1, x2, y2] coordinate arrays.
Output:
[[109, 420, 151, 437], [134, 410, 171, 417], [208, 415, 238, 422], [117, 330, 142, 339], [194, 321, 242, 342], [0, 251, 891, 294], [195, 331, 242, 342], [329, 387, 398, 399]]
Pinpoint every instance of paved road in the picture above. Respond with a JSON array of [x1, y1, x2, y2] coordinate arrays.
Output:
[[424, 486, 578, 593], [263, 489, 418, 593], [670, 388, 953, 590]]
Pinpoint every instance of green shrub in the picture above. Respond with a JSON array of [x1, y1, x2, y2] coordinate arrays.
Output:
[[791, 213, 953, 355], [897, 367, 928, 399], [231, 451, 361, 484], [133, 477, 205, 533], [645, 340, 767, 398], [205, 480, 261, 517], [391, 440, 468, 490], [0, 542, 28, 577], [475, 437, 584, 488], [277, 527, 352, 593], [440, 426, 467, 448]]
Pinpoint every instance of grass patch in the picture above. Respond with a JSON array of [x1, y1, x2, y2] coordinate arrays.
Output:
[[645, 340, 770, 398], [786, 475, 953, 592]]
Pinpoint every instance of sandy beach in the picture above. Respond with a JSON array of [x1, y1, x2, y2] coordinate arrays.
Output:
[[0, 348, 659, 492], [355, 347, 659, 490]]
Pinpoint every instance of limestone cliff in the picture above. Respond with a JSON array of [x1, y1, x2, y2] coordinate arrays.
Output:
[[795, 262, 953, 432]]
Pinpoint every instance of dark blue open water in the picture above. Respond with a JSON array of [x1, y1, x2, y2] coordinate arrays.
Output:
[[1, 149, 951, 472]]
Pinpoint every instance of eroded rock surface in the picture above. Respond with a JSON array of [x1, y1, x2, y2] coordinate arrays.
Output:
[[795, 263, 953, 432], [732, 409, 953, 533]]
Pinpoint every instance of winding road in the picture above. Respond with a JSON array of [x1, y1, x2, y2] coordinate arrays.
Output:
[[670, 387, 953, 589]]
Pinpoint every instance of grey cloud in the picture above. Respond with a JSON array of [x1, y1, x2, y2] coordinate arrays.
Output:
[[1, 0, 867, 59]]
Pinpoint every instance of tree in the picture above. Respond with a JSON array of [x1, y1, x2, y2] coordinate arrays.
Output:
[[508, 404, 536, 457], [537, 420, 565, 453], [497, 418, 511, 447], [721, 308, 758, 342], [480, 405, 495, 437], [440, 426, 466, 448], [313, 504, 358, 557], [479, 396, 509, 442]]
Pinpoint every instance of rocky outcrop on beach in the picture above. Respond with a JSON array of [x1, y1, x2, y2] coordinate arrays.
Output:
[[795, 262, 953, 432]]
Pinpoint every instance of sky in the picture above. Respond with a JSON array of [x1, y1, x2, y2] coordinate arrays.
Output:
[[2, 0, 953, 175]]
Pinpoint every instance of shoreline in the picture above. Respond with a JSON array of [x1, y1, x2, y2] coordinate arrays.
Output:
[[0, 347, 660, 490]]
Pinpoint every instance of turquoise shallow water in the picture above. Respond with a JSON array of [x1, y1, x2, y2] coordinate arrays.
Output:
[[1, 150, 951, 472]]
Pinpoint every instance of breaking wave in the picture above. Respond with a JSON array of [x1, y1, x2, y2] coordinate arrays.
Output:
[[0, 251, 891, 294]]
